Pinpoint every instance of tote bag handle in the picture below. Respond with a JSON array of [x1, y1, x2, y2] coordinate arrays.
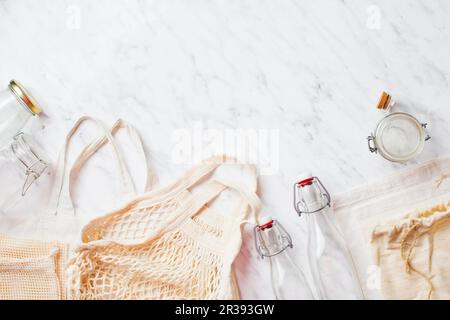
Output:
[[48, 116, 152, 216]]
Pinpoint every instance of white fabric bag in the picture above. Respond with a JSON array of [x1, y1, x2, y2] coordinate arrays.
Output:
[[371, 204, 450, 300], [333, 156, 450, 299]]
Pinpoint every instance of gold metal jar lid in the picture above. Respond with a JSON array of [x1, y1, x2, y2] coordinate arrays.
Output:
[[8, 79, 42, 115]]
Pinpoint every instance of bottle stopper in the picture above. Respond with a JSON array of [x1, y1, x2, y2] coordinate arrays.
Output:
[[296, 171, 314, 186], [259, 216, 274, 230]]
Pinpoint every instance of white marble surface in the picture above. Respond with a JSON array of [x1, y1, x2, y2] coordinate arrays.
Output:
[[1, 0, 450, 299]]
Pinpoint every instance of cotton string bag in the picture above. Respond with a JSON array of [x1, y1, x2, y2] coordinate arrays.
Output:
[[37, 116, 153, 244], [0, 116, 151, 299], [0, 234, 67, 299], [333, 156, 450, 300], [66, 155, 261, 300]]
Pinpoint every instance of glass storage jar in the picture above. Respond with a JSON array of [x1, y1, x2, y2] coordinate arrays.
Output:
[[0, 80, 41, 150], [367, 92, 430, 162]]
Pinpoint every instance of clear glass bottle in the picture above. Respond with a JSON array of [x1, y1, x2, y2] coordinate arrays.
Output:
[[0, 80, 41, 149], [254, 216, 314, 300], [294, 172, 364, 299]]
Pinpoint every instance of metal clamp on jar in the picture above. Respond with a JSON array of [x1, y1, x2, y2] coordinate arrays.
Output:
[[367, 91, 431, 162]]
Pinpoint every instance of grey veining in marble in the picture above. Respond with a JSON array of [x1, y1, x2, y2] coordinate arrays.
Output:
[[1, 0, 450, 299]]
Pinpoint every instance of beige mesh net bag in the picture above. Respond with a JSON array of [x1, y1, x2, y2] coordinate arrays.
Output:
[[66, 155, 261, 300], [0, 234, 68, 300], [0, 116, 151, 300]]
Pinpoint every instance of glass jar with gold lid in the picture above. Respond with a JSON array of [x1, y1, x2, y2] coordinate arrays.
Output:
[[0, 80, 48, 211], [0, 80, 42, 149]]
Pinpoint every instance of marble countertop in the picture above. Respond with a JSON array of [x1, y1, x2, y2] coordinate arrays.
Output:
[[1, 0, 450, 299]]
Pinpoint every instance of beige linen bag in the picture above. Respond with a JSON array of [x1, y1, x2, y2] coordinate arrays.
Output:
[[334, 156, 450, 300], [66, 155, 261, 300], [372, 204, 450, 300], [0, 116, 150, 300]]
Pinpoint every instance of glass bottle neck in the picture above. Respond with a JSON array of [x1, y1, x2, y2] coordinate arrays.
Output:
[[295, 179, 330, 215], [255, 220, 293, 258]]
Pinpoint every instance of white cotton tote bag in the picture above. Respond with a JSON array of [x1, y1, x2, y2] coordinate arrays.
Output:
[[333, 156, 450, 300]]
